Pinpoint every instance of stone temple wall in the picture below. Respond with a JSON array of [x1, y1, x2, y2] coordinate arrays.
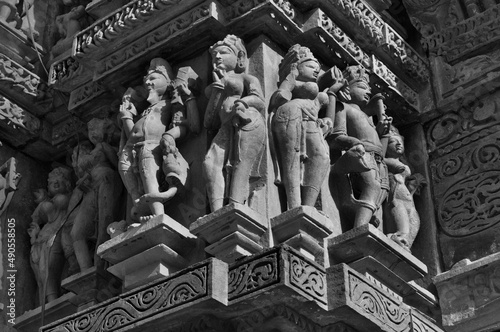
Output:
[[0, 0, 499, 331]]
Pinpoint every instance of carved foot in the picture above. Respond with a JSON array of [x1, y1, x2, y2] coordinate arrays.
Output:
[[139, 215, 157, 223], [387, 232, 411, 252]]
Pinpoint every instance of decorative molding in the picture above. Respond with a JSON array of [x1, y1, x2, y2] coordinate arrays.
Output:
[[325, 0, 430, 86], [348, 272, 412, 331], [94, 2, 215, 80], [48, 56, 90, 92], [424, 4, 500, 63], [228, 251, 279, 301], [0, 53, 40, 97], [69, 81, 107, 111], [74, 0, 185, 57], [42, 263, 211, 332], [289, 252, 327, 305], [0, 96, 40, 134]]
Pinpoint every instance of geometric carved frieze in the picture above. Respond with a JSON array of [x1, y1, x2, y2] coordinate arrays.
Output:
[[41, 258, 229, 332]]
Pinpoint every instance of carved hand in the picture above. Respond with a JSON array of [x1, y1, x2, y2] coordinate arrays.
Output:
[[27, 222, 40, 240], [119, 101, 136, 120], [376, 114, 392, 136]]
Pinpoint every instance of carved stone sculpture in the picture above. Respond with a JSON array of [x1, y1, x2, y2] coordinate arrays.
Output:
[[118, 58, 198, 222], [28, 168, 77, 304], [329, 65, 392, 229], [52, 4, 88, 57], [203, 34, 266, 212], [70, 118, 123, 270], [0, 157, 21, 217], [383, 131, 425, 251], [0, 0, 20, 28], [269, 45, 336, 210]]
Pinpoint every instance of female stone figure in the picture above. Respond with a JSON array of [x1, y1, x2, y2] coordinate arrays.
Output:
[[70, 118, 123, 270], [269, 45, 337, 210], [203, 34, 266, 212], [28, 168, 75, 304], [383, 131, 425, 251]]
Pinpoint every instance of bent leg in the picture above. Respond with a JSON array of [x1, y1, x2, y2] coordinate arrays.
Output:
[[302, 125, 330, 206], [203, 128, 228, 212]]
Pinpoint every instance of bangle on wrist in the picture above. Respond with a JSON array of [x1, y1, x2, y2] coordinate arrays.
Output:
[[184, 96, 196, 103], [327, 91, 337, 98]]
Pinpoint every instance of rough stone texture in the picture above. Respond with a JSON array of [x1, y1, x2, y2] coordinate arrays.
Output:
[[434, 252, 500, 332]]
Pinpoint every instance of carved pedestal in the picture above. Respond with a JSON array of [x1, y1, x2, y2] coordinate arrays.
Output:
[[61, 267, 121, 311], [271, 206, 334, 263], [326, 224, 438, 317], [434, 252, 500, 332], [97, 214, 196, 290], [190, 203, 267, 263]]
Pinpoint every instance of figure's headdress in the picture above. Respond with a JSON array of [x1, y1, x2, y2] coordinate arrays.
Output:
[[343, 65, 369, 86], [146, 58, 174, 81], [279, 44, 319, 84], [210, 34, 247, 73]]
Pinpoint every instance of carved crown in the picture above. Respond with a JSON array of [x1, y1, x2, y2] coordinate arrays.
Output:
[[146, 58, 174, 81], [209, 34, 247, 57], [279, 44, 319, 84], [343, 65, 369, 85]]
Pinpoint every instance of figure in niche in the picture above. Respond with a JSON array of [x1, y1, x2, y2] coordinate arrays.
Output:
[[203, 34, 266, 212], [328, 65, 392, 229], [28, 168, 77, 304], [0, 158, 21, 217], [269, 45, 339, 210], [118, 58, 198, 222], [383, 129, 425, 251], [70, 118, 123, 271]]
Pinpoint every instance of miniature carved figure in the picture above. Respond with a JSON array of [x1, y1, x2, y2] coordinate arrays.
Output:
[[118, 58, 198, 221], [0, 157, 21, 217], [28, 168, 77, 304], [70, 118, 123, 270], [269, 45, 338, 210], [383, 130, 425, 251], [203, 34, 266, 212], [329, 65, 392, 228]]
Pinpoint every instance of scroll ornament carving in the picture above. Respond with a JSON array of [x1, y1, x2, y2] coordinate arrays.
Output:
[[44, 266, 208, 332], [426, 100, 500, 154], [0, 54, 40, 96], [349, 274, 411, 331], [0, 96, 40, 134], [74, 0, 183, 56], [228, 252, 278, 300], [289, 254, 327, 303], [224, 0, 269, 23], [438, 169, 500, 237]]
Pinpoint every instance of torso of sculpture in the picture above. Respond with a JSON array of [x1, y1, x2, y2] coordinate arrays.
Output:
[[269, 45, 337, 210], [28, 168, 76, 304], [383, 133, 425, 251], [118, 58, 197, 222], [70, 118, 123, 270], [203, 34, 266, 212], [329, 65, 392, 229]]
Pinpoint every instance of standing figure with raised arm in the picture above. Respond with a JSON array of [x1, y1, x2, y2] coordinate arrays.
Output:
[[328, 65, 392, 228], [203, 34, 266, 212], [118, 58, 198, 222], [269, 45, 339, 210]]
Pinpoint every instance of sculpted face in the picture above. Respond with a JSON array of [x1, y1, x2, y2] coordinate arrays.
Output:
[[349, 81, 371, 107], [211, 45, 238, 72], [144, 72, 169, 101], [48, 173, 69, 196], [296, 60, 320, 82], [387, 135, 404, 158]]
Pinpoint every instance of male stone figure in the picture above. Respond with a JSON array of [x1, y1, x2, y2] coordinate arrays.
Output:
[[118, 58, 197, 221], [329, 65, 392, 228]]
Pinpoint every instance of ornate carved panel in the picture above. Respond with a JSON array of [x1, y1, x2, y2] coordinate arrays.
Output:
[[228, 251, 279, 301], [0, 53, 40, 97], [69, 81, 107, 111], [288, 252, 327, 305], [41, 263, 212, 332], [0, 96, 40, 134]]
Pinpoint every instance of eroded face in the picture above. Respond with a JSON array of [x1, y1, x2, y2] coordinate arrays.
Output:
[[48, 173, 68, 196], [211, 45, 238, 72], [387, 135, 404, 157], [296, 60, 320, 82], [349, 81, 371, 107], [144, 72, 169, 99]]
